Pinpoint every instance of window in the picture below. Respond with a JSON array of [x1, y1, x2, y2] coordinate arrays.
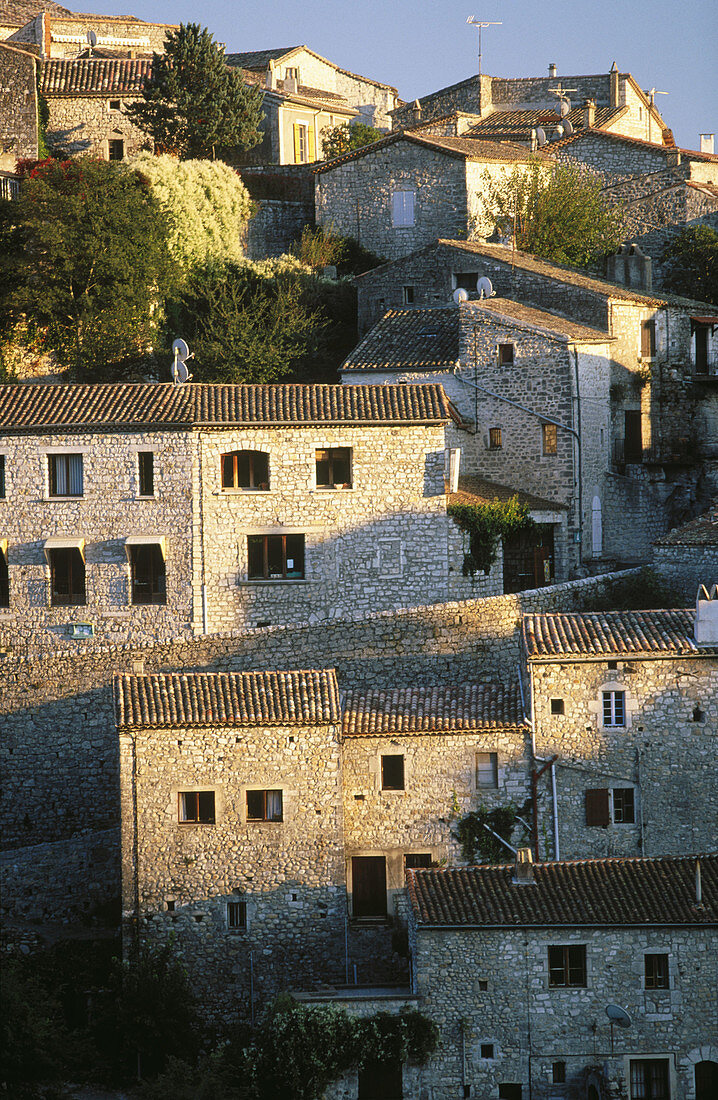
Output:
[[293, 121, 315, 163], [489, 427, 502, 449], [109, 98, 121, 110], [402, 286, 415, 305], [644, 953, 669, 990], [392, 190, 415, 227], [629, 1059, 670, 1100], [108, 138, 124, 160], [315, 447, 351, 488], [553, 1062, 566, 1084], [178, 791, 215, 824], [221, 450, 269, 490], [603, 690, 626, 726], [0, 544, 8, 607], [227, 900, 247, 929], [358, 1059, 402, 1099], [352, 855, 387, 918], [247, 534, 305, 579], [542, 423, 558, 455], [129, 543, 166, 604], [404, 853, 432, 870], [694, 324, 709, 374], [49, 547, 85, 606], [640, 319, 656, 358], [480, 1044, 495, 1059], [612, 787, 635, 823], [551, 698, 565, 715], [498, 342, 514, 365], [476, 751, 498, 789], [381, 754, 405, 791], [48, 453, 83, 497], [624, 411, 643, 463], [455, 272, 478, 291], [548, 944, 587, 987], [138, 451, 154, 496], [0, 454, 4, 497], [285, 66, 299, 81], [246, 789, 283, 822], [498, 1087, 522, 1100]]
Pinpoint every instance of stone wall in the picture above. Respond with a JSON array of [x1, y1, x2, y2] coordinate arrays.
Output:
[[0, 43, 38, 170], [9, 14, 172, 58], [653, 543, 718, 600], [530, 652, 718, 859], [45, 94, 151, 159], [553, 131, 677, 179], [242, 198, 313, 259]]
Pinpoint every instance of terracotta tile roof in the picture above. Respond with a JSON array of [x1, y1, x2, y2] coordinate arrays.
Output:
[[0, 0, 71, 26], [0, 382, 459, 431], [115, 669, 341, 729], [522, 609, 710, 659], [449, 474, 567, 514], [476, 298, 611, 342], [548, 125, 718, 163], [39, 56, 151, 95], [314, 130, 537, 173], [342, 309, 459, 372], [654, 502, 718, 547], [408, 856, 718, 927], [226, 46, 299, 69], [342, 681, 526, 737], [464, 106, 623, 144]]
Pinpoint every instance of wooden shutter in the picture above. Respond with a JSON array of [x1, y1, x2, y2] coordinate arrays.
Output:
[[307, 124, 315, 161], [585, 788, 610, 826], [293, 122, 302, 163]]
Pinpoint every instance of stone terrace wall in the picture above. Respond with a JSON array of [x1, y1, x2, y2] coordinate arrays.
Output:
[[653, 543, 718, 600], [243, 198, 313, 259]]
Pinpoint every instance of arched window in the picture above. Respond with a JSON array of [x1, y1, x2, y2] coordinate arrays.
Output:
[[221, 451, 269, 490]]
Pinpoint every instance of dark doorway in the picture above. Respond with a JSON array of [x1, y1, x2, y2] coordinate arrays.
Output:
[[696, 1061, 718, 1100], [694, 325, 709, 374], [503, 524, 555, 594], [624, 410, 643, 463], [352, 856, 387, 918], [358, 1059, 403, 1099]]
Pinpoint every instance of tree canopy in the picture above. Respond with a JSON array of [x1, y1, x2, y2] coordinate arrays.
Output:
[[660, 225, 718, 304], [320, 121, 384, 160], [0, 157, 172, 376], [127, 23, 264, 160], [480, 159, 626, 268]]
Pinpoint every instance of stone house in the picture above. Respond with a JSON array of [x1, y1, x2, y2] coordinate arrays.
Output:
[[653, 501, 718, 599], [391, 855, 718, 1100], [352, 239, 718, 562], [550, 127, 718, 183], [523, 607, 718, 861], [0, 381, 482, 648], [0, 0, 71, 43], [314, 131, 539, 262], [6, 10, 173, 59], [0, 40, 38, 170], [341, 297, 614, 582], [392, 64, 673, 146]]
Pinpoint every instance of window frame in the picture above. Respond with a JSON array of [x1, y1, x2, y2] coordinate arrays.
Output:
[[138, 451, 154, 497], [629, 1057, 670, 1100], [48, 453, 84, 498], [542, 422, 558, 455], [49, 547, 86, 607], [402, 285, 415, 305], [108, 137, 124, 161], [178, 790, 216, 825], [640, 318, 657, 359], [129, 543, 166, 605], [602, 689, 626, 727], [246, 788, 284, 822], [108, 98, 122, 111], [227, 899, 247, 930], [489, 427, 502, 449], [498, 342, 514, 365], [644, 953, 669, 990], [476, 751, 498, 789], [221, 450, 270, 491], [247, 533, 305, 580], [315, 446, 352, 489], [392, 189, 415, 227], [381, 753, 405, 791], [548, 944, 587, 988], [612, 786, 635, 824]]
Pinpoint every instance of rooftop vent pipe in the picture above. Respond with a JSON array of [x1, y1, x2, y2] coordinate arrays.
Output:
[[513, 847, 535, 885], [548, 63, 557, 78]]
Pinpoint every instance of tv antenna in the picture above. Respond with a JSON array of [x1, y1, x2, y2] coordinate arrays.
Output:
[[171, 338, 194, 384], [549, 84, 578, 117], [605, 1004, 631, 1053], [645, 87, 668, 107], [466, 16, 502, 77]]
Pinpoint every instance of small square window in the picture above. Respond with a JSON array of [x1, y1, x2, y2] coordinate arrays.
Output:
[[603, 690, 626, 727], [548, 944, 586, 987], [478, 979, 488, 991], [402, 286, 415, 305], [552, 1062, 566, 1084], [498, 343, 514, 365], [607, 661, 618, 670], [381, 754, 405, 791], [480, 1043, 495, 1059], [476, 751, 498, 789], [542, 423, 558, 455], [404, 853, 432, 870], [455, 272, 478, 292], [612, 787, 635, 823], [108, 138, 124, 160], [109, 98, 121, 110], [550, 698, 564, 715], [315, 447, 352, 488], [48, 453, 83, 496], [644, 953, 669, 990], [227, 900, 247, 930], [247, 789, 283, 822], [489, 427, 502, 449], [179, 790, 215, 824], [222, 450, 269, 490], [138, 451, 154, 496], [248, 534, 304, 580]]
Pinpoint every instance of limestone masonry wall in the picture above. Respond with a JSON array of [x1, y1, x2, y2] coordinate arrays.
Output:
[[0, 43, 38, 170]]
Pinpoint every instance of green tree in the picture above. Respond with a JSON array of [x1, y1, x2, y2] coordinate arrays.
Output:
[[1, 157, 172, 376], [480, 159, 626, 268], [320, 121, 384, 160], [660, 225, 718, 304], [127, 23, 263, 160]]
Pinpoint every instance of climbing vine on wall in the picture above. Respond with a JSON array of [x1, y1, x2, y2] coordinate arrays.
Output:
[[452, 799, 533, 864], [447, 497, 535, 577]]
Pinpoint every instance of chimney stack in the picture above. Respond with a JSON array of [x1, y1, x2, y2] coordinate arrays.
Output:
[[695, 583, 718, 645], [610, 61, 620, 108], [700, 134, 715, 155], [265, 60, 277, 90], [548, 63, 557, 78], [583, 99, 596, 129], [411, 98, 422, 124], [513, 847, 535, 885]]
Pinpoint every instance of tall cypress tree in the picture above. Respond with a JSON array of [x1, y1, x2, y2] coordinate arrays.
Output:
[[128, 23, 264, 160]]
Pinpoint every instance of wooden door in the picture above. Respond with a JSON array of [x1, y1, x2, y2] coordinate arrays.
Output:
[[352, 856, 387, 918]]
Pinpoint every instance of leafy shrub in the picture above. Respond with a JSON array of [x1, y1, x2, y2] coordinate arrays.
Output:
[[448, 497, 535, 576]]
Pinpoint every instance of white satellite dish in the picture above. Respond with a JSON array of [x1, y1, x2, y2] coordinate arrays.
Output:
[[171, 337, 194, 384], [554, 124, 565, 140], [559, 97, 571, 117], [477, 276, 495, 299], [87, 30, 97, 47], [606, 1005, 631, 1028], [453, 287, 469, 304], [535, 126, 547, 147], [562, 117, 574, 135]]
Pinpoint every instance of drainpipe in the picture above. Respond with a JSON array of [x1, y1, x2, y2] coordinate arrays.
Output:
[[572, 345, 584, 570], [531, 755, 558, 861], [550, 761, 560, 859], [198, 433, 208, 635]]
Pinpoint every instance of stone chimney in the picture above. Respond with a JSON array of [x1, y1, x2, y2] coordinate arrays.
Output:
[[411, 98, 422, 124], [695, 583, 718, 645], [700, 134, 715, 155], [548, 63, 557, 78], [265, 60, 277, 90], [513, 847, 535, 885], [284, 74, 298, 95], [610, 61, 620, 108], [583, 99, 596, 129]]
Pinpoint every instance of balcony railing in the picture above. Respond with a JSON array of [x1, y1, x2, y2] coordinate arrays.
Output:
[[0, 173, 20, 201]]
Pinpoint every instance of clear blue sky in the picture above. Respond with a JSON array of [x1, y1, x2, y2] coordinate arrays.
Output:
[[84, 0, 717, 151]]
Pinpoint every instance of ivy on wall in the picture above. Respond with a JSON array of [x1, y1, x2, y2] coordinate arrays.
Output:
[[452, 799, 532, 864], [447, 497, 535, 577]]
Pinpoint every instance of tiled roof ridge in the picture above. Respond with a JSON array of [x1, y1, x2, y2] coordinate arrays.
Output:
[[342, 680, 526, 736], [549, 125, 718, 162], [522, 607, 705, 659], [410, 852, 718, 872], [115, 668, 342, 729]]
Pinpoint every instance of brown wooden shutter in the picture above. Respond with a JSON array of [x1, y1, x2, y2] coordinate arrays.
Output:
[[585, 788, 610, 826], [293, 122, 302, 163]]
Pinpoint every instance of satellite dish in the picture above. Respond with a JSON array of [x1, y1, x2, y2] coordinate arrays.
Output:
[[605, 1005, 631, 1028], [453, 287, 469, 304], [562, 117, 574, 135], [477, 276, 495, 299], [171, 337, 194, 384], [554, 124, 565, 140], [559, 97, 571, 117], [535, 126, 547, 147], [86, 30, 97, 47]]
